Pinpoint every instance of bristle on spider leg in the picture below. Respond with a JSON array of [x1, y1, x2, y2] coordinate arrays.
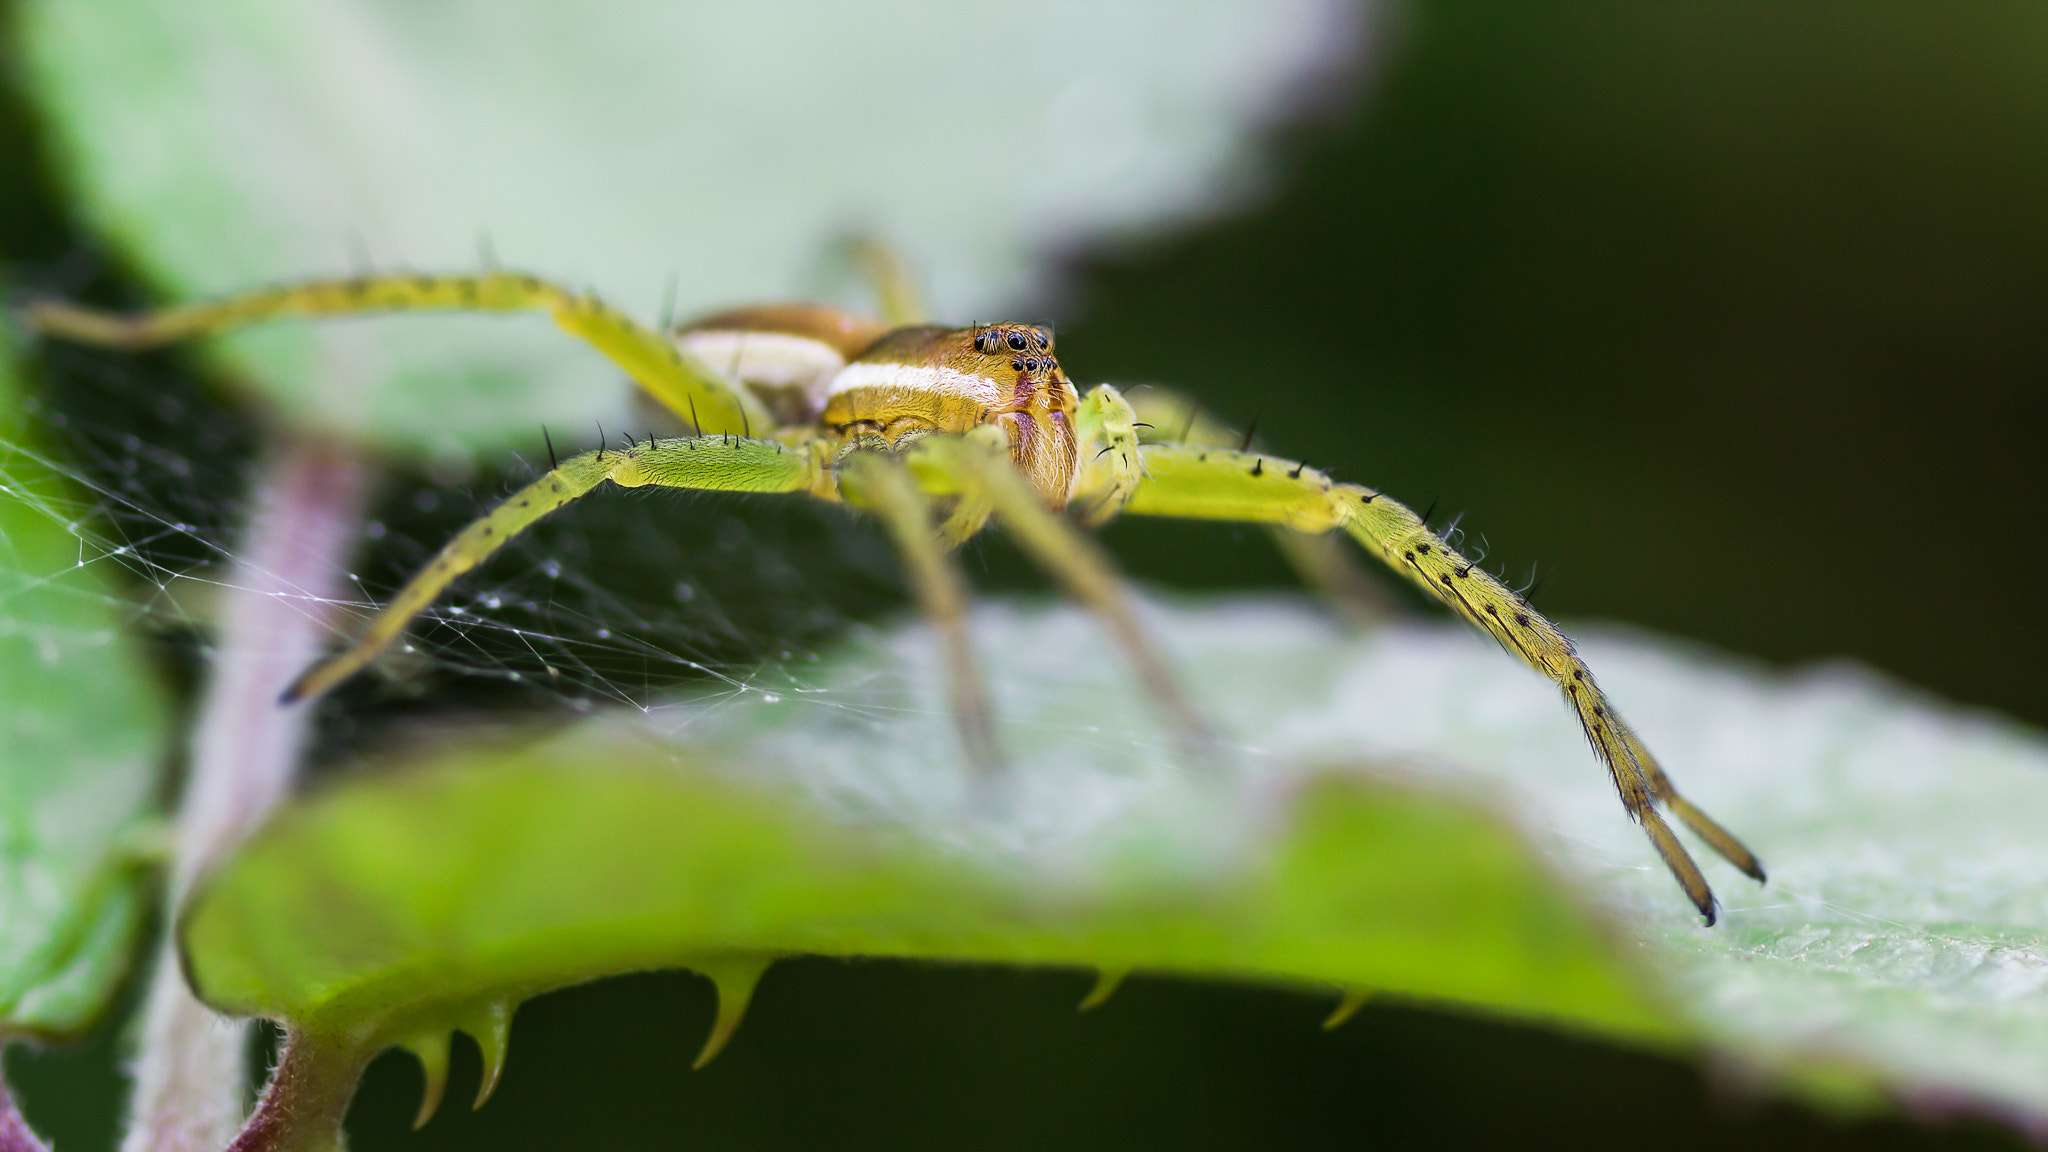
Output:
[[1236, 407, 1264, 452]]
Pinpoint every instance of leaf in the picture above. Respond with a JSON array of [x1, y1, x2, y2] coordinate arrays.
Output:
[[0, 343, 167, 1039], [184, 596, 2048, 1121], [18, 0, 1366, 455]]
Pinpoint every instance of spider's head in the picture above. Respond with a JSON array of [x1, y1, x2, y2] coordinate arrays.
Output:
[[968, 323, 1061, 384]]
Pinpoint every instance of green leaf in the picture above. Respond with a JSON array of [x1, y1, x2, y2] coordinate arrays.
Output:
[[183, 596, 2048, 1120], [0, 344, 166, 1039], [18, 0, 1363, 455]]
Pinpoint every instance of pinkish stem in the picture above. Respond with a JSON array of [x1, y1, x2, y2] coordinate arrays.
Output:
[[223, 1031, 370, 1152], [120, 435, 368, 1152]]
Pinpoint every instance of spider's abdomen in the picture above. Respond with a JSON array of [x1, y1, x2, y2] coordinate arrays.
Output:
[[821, 323, 1080, 507], [672, 302, 889, 427]]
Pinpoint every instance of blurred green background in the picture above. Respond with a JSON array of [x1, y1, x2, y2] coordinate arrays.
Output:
[[6, 2, 2046, 1148]]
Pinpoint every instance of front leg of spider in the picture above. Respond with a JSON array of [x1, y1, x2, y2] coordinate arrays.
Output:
[[278, 433, 828, 703], [1105, 442, 1765, 924]]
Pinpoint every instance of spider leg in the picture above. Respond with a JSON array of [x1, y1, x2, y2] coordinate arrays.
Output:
[[25, 272, 771, 436], [839, 452, 1002, 775], [841, 235, 927, 326], [1115, 441, 1763, 923], [906, 429, 1221, 762], [281, 433, 828, 703], [1075, 384, 1392, 627]]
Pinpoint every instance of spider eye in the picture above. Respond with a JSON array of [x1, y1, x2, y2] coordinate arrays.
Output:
[[1006, 331, 1027, 351], [976, 330, 998, 353], [1033, 327, 1054, 351]]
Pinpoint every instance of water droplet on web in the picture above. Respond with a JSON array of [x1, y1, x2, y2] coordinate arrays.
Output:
[[542, 559, 562, 578], [595, 628, 612, 639], [673, 582, 696, 602], [760, 692, 782, 705], [484, 596, 502, 609]]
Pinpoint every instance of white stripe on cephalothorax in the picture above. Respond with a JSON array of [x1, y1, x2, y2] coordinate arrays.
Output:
[[677, 330, 847, 392], [824, 361, 1004, 404]]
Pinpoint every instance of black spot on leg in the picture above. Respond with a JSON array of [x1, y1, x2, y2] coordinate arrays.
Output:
[[1573, 669, 1585, 681], [1415, 543, 1431, 555], [1592, 706, 1605, 718], [1456, 566, 1471, 578], [1515, 613, 1530, 627], [1250, 458, 1264, 477]]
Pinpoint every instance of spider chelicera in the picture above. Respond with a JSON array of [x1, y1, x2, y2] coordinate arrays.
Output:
[[28, 270, 1765, 922]]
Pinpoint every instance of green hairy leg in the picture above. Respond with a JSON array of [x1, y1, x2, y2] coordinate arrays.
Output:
[[1074, 384, 1391, 626], [1122, 441, 1764, 921], [908, 430, 1219, 757], [283, 434, 822, 703], [26, 272, 769, 436], [839, 452, 1001, 775]]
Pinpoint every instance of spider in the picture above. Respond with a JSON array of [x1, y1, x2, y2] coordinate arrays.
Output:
[[27, 270, 1765, 923]]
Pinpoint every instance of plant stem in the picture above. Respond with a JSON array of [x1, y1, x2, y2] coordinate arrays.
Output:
[[223, 1031, 370, 1152], [119, 435, 367, 1152]]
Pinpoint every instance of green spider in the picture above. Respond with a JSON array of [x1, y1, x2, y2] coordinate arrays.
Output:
[[28, 270, 1765, 922]]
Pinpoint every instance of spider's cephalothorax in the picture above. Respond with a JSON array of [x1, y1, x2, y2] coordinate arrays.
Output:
[[822, 323, 1078, 509], [25, 269, 1768, 924]]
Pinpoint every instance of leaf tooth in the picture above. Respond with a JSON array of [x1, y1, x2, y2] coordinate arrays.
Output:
[[1077, 968, 1129, 1011], [1322, 988, 1372, 1031], [399, 1030, 452, 1129], [456, 997, 517, 1110], [690, 954, 775, 1069]]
